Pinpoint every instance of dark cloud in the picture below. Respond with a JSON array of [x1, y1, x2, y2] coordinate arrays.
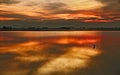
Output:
[[43, 2, 67, 10], [94, 0, 120, 21], [0, 0, 20, 5], [0, 11, 30, 19], [96, 0, 120, 11], [24, 2, 39, 6], [43, 2, 71, 14]]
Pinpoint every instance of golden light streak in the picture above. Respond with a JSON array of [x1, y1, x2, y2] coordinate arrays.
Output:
[[37, 47, 101, 75], [16, 56, 42, 62]]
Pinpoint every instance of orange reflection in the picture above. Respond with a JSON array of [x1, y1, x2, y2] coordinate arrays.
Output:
[[56, 37, 100, 45], [18, 41, 40, 46], [0, 36, 13, 40], [0, 41, 42, 55]]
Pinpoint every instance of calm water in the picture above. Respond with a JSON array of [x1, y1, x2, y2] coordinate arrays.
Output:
[[0, 31, 120, 75]]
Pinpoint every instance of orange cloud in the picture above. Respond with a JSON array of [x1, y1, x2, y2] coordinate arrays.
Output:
[[83, 19, 114, 23], [0, 0, 119, 23], [0, 17, 18, 21]]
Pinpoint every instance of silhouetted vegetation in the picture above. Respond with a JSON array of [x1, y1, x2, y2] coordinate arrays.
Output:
[[0, 25, 120, 31]]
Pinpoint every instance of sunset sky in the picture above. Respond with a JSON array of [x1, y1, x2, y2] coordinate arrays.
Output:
[[0, 0, 120, 26]]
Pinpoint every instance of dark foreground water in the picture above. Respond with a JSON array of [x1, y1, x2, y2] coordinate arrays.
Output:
[[0, 31, 120, 75]]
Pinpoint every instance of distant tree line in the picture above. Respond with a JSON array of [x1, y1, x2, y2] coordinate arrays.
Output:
[[0, 26, 120, 30]]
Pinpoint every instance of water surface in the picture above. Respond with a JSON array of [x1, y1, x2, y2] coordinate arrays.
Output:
[[0, 31, 120, 75]]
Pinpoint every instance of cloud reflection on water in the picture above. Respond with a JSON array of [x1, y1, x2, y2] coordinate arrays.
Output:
[[0, 31, 101, 75]]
